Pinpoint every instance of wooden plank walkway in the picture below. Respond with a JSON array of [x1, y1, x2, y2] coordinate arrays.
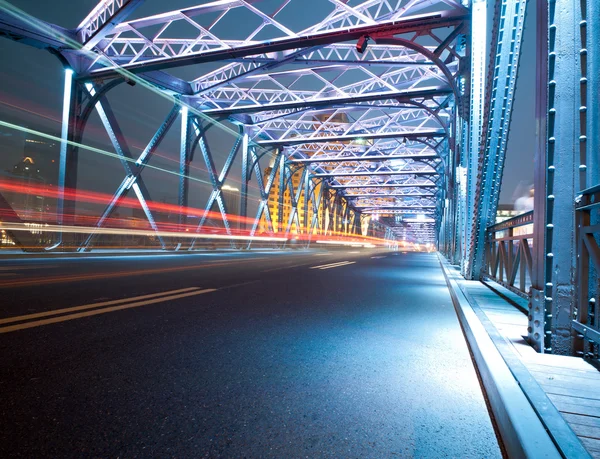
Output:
[[460, 279, 600, 458]]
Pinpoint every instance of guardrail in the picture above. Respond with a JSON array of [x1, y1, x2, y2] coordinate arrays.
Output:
[[573, 185, 600, 360], [483, 211, 534, 298]]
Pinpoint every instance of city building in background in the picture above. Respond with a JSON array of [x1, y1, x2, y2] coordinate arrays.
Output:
[[3, 156, 47, 221], [0, 134, 59, 221], [261, 112, 349, 235]]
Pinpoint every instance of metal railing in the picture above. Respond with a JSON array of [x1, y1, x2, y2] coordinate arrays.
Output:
[[483, 211, 534, 298], [573, 185, 600, 360]]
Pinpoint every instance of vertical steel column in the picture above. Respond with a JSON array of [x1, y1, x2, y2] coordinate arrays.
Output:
[[470, 0, 528, 278], [543, 0, 579, 354], [178, 105, 190, 228], [278, 155, 286, 233], [55, 69, 79, 249], [588, 0, 600, 184], [529, 0, 549, 352], [456, 117, 469, 265], [303, 169, 310, 234], [240, 130, 249, 232], [463, 0, 487, 276], [572, 0, 600, 358], [322, 185, 330, 235], [587, 0, 600, 310]]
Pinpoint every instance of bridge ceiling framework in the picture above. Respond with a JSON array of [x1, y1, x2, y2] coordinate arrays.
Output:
[[0, 0, 470, 247]]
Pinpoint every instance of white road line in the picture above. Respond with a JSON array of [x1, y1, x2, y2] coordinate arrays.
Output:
[[318, 261, 356, 270], [310, 261, 352, 269], [0, 287, 200, 326], [371, 256, 387, 259], [0, 288, 217, 334]]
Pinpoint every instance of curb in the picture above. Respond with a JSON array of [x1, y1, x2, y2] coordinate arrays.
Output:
[[438, 255, 561, 459]]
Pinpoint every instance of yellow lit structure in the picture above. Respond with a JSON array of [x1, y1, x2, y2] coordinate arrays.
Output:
[[259, 112, 359, 236]]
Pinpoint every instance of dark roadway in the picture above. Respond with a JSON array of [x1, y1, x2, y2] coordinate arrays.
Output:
[[0, 249, 502, 458]]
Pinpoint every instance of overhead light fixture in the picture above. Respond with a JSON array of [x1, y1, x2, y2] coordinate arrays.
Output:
[[356, 35, 370, 54]]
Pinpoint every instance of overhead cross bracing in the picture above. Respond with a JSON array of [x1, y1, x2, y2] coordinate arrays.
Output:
[[0, 0, 469, 245]]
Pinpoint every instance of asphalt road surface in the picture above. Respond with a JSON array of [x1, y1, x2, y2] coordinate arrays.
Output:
[[0, 249, 502, 458]]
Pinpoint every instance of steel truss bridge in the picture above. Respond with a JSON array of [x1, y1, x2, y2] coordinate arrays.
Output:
[[0, 0, 599, 358]]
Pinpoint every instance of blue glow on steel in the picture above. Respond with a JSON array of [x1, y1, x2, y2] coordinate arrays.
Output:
[[57, 68, 74, 230]]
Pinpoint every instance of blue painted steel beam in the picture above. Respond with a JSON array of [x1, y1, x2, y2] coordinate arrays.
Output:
[[468, 0, 528, 278]]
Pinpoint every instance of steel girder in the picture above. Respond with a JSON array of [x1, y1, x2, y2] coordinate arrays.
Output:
[[76, 0, 144, 51], [0, 0, 471, 245], [79, 83, 179, 250], [84, 5, 468, 79], [188, 118, 244, 248], [534, 0, 600, 357], [465, 0, 528, 277]]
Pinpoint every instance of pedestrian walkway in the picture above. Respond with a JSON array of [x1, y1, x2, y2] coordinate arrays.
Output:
[[444, 261, 599, 458]]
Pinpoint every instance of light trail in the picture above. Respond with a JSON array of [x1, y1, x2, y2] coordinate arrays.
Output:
[[0, 223, 289, 242], [0, 177, 389, 246]]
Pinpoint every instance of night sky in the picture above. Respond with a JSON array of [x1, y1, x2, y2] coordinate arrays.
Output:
[[0, 0, 536, 214]]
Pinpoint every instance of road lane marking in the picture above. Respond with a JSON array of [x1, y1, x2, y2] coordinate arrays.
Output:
[[310, 261, 355, 270], [318, 261, 356, 270], [371, 256, 387, 259], [310, 261, 351, 269], [0, 288, 217, 334], [0, 287, 200, 325]]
